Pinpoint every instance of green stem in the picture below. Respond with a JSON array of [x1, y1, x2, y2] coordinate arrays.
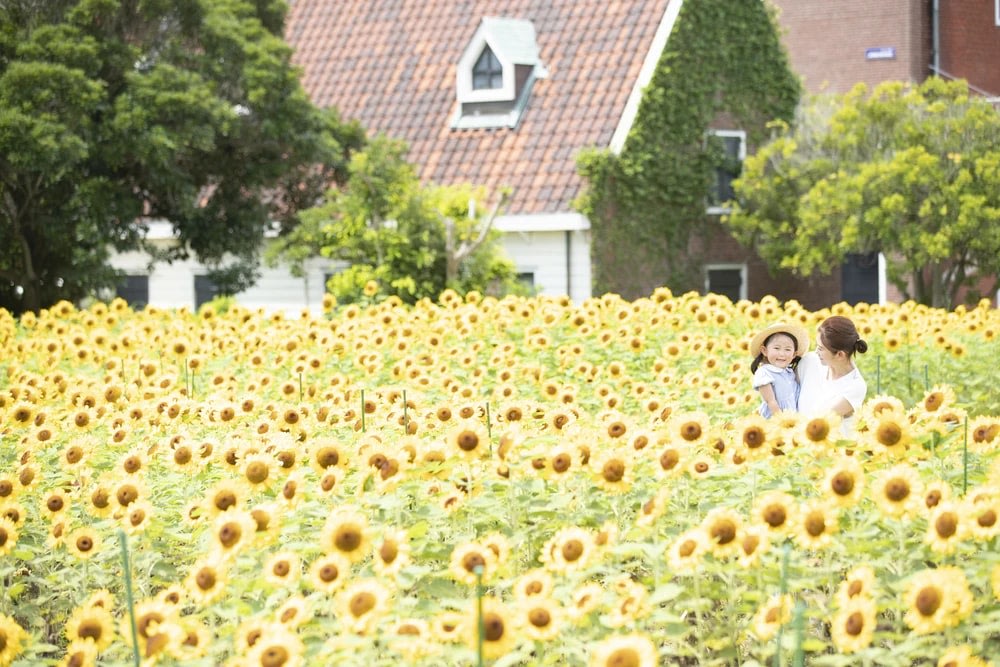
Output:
[[118, 530, 141, 667], [475, 565, 485, 667]]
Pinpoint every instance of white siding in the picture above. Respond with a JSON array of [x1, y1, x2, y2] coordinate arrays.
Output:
[[500, 228, 591, 302]]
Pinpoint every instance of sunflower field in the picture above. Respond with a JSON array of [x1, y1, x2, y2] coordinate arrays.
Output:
[[1, 289, 999, 667]]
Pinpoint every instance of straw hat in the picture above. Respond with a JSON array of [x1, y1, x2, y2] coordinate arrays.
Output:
[[750, 322, 810, 357]]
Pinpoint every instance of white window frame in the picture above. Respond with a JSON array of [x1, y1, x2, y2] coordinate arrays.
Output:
[[704, 263, 747, 301], [996, 0, 999, 26], [706, 129, 746, 215]]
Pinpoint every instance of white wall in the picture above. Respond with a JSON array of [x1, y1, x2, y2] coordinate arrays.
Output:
[[500, 228, 591, 302]]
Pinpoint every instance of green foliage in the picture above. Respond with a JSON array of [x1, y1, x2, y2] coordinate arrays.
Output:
[[267, 135, 525, 305], [575, 0, 801, 298], [0, 0, 364, 315], [725, 78, 1000, 308]]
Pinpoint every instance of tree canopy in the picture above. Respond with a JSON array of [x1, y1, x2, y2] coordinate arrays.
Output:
[[724, 77, 1000, 308], [265, 135, 524, 305], [575, 0, 800, 299], [0, 0, 364, 315]]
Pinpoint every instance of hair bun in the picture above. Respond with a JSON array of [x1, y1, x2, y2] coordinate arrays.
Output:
[[855, 338, 868, 354]]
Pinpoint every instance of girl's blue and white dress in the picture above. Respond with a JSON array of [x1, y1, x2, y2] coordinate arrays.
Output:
[[752, 363, 799, 418]]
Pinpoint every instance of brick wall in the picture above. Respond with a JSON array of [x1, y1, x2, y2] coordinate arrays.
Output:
[[769, 0, 931, 94], [938, 0, 1000, 95]]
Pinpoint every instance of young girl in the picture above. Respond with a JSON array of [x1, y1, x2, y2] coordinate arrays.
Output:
[[750, 322, 809, 418]]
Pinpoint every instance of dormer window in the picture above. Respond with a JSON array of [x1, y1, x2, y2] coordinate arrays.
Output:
[[453, 17, 548, 130], [473, 47, 503, 90]]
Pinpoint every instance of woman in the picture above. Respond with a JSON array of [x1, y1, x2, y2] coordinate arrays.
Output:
[[797, 315, 868, 437]]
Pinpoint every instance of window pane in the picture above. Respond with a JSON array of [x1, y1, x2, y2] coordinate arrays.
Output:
[[472, 46, 503, 90], [707, 268, 742, 302], [115, 275, 149, 308]]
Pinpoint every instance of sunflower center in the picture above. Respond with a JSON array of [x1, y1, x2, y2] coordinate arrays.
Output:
[[196, 568, 217, 590], [462, 552, 486, 572], [91, 489, 110, 509], [273, 560, 290, 576], [925, 490, 942, 508], [608, 422, 626, 438], [483, 613, 505, 641], [0, 528, 7, 547], [763, 505, 787, 528], [130, 509, 146, 526], [694, 462, 709, 473], [321, 474, 338, 492], [831, 472, 855, 496], [373, 540, 396, 564], [876, 423, 902, 446], [924, 393, 944, 411], [78, 619, 103, 640], [710, 519, 737, 545], [602, 460, 625, 483], [659, 449, 679, 470], [678, 539, 697, 558], [844, 611, 864, 636], [137, 612, 164, 638], [174, 447, 192, 465], [680, 422, 702, 441], [246, 462, 269, 484], [316, 447, 339, 468], [280, 608, 298, 623], [742, 534, 760, 555], [277, 452, 295, 468], [525, 581, 543, 595], [66, 447, 84, 464], [979, 509, 997, 528], [805, 512, 825, 537], [604, 648, 640, 667], [282, 481, 297, 500], [916, 586, 942, 616], [765, 606, 780, 623], [214, 491, 236, 511], [0, 480, 12, 497], [123, 456, 142, 473], [319, 564, 340, 583], [552, 454, 572, 473], [251, 509, 271, 532], [349, 592, 376, 616], [260, 646, 289, 667], [334, 526, 362, 552], [528, 608, 551, 627], [744, 428, 765, 448], [935, 513, 958, 538], [18, 467, 34, 486], [885, 479, 910, 502], [47, 496, 65, 512], [847, 580, 863, 597], [76, 536, 94, 552], [805, 419, 829, 441], [457, 431, 480, 451], [562, 539, 584, 562], [219, 523, 242, 548]]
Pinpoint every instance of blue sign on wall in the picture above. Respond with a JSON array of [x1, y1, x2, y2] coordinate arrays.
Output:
[[865, 47, 896, 60]]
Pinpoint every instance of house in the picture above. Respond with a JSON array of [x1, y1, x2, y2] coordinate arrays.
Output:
[[109, 0, 998, 310]]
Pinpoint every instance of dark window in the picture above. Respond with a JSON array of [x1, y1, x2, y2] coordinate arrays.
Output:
[[706, 267, 742, 302], [710, 134, 743, 208], [472, 46, 503, 90], [194, 275, 219, 309], [517, 272, 535, 289], [115, 275, 149, 308], [840, 252, 879, 305]]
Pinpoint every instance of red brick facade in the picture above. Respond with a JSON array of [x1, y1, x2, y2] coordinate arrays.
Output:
[[938, 0, 1000, 96]]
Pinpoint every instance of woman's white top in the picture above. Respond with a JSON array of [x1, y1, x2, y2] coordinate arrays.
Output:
[[752, 364, 799, 418], [796, 351, 867, 437]]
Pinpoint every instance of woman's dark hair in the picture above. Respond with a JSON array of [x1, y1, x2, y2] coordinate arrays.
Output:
[[750, 331, 801, 373], [818, 315, 868, 357]]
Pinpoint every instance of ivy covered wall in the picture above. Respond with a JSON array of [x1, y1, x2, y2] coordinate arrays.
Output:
[[575, 0, 801, 299]]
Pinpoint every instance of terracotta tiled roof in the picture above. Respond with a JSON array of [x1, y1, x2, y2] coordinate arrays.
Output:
[[285, 0, 670, 215]]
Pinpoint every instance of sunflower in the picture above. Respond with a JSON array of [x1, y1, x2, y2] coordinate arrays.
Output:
[[591, 447, 635, 494], [835, 565, 877, 608], [936, 645, 994, 667], [373, 528, 412, 578], [240, 453, 277, 493], [919, 384, 956, 414], [860, 394, 907, 425], [60, 438, 93, 472], [737, 524, 770, 568], [463, 596, 517, 660], [588, 632, 658, 667], [967, 416, 1000, 454], [0, 517, 18, 557], [752, 490, 798, 535], [65, 603, 116, 651], [873, 464, 924, 519], [430, 610, 466, 643], [449, 541, 498, 585], [57, 640, 98, 667], [654, 444, 684, 479], [244, 624, 305, 667], [540, 526, 596, 574], [635, 488, 670, 528], [829, 597, 877, 654], [67, 527, 102, 560], [248, 502, 282, 545], [922, 480, 953, 512], [605, 579, 650, 629], [968, 496, 1000, 541], [925, 501, 967, 554], [0, 476, 17, 503], [513, 569, 554, 602], [666, 528, 707, 574], [517, 596, 563, 641], [335, 578, 392, 635], [481, 532, 512, 569], [904, 567, 973, 634], [41, 488, 71, 520], [701, 507, 744, 560], [733, 413, 774, 460], [126, 599, 178, 660], [211, 510, 257, 560], [751, 594, 793, 641], [794, 499, 838, 550], [861, 411, 914, 458], [274, 595, 311, 629], [308, 553, 352, 594], [185, 555, 229, 605], [796, 412, 842, 448], [667, 411, 711, 447], [822, 456, 865, 508], [264, 551, 302, 588], [309, 438, 347, 476], [447, 419, 490, 460], [170, 618, 212, 661], [321, 506, 371, 563], [122, 499, 155, 535]]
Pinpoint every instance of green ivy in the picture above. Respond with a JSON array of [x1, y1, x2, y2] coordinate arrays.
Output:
[[575, 0, 801, 298]]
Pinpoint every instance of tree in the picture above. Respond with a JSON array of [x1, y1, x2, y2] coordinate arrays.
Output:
[[265, 135, 523, 305], [575, 0, 800, 298], [724, 77, 1000, 308], [0, 0, 364, 315]]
